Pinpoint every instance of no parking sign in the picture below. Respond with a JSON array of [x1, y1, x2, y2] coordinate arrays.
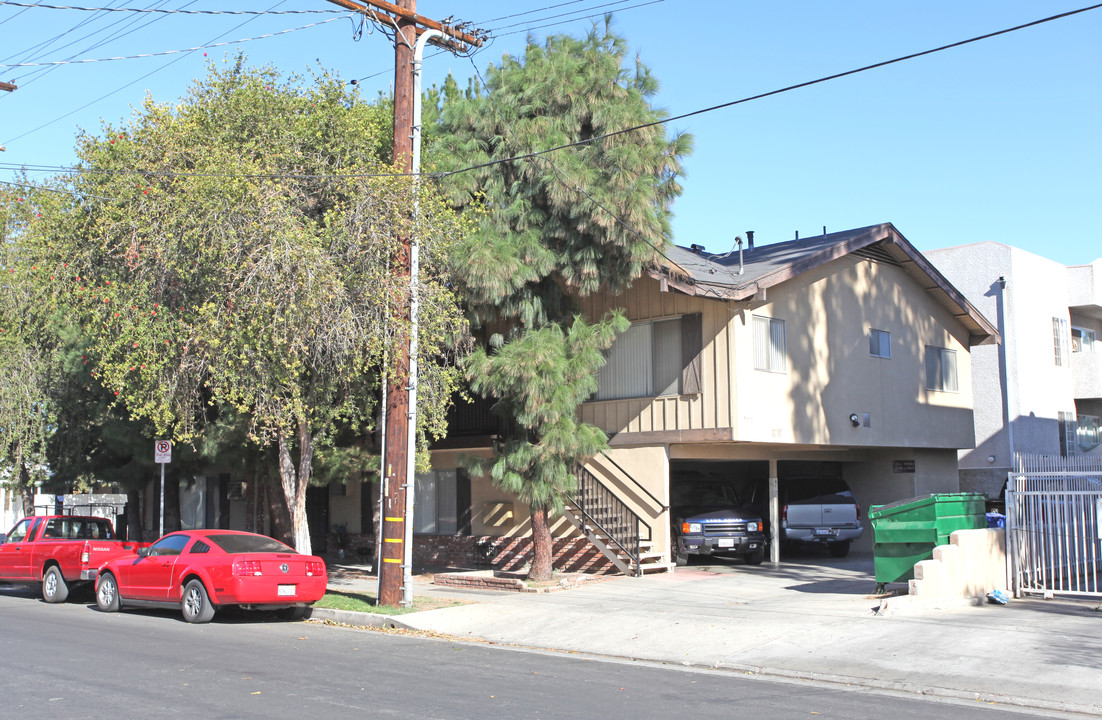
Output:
[[154, 440, 172, 464]]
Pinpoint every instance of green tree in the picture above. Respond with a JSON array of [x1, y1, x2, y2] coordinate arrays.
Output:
[[434, 22, 691, 580], [17, 56, 470, 552]]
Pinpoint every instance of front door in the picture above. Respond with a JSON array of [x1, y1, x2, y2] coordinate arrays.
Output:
[[126, 534, 189, 601]]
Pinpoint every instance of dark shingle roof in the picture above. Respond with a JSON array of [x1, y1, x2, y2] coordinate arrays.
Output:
[[647, 222, 999, 346]]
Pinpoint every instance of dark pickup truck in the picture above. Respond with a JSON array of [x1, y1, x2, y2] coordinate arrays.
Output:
[[0, 515, 148, 602], [670, 481, 767, 566]]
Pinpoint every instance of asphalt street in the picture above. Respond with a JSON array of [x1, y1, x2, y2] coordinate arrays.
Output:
[[0, 584, 1056, 720]]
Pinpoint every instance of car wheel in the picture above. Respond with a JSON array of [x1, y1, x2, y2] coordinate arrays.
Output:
[[744, 547, 765, 566], [42, 565, 69, 604], [828, 541, 851, 558], [181, 579, 216, 624], [96, 573, 120, 612]]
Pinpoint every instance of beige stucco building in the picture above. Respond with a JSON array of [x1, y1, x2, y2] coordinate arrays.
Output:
[[420, 223, 999, 571]]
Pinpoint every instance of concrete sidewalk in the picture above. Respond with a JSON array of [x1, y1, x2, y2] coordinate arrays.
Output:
[[315, 555, 1102, 717]]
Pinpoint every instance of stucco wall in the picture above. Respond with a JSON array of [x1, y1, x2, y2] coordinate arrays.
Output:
[[733, 254, 976, 449]]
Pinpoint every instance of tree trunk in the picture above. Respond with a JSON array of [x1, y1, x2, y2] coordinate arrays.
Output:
[[277, 421, 314, 555], [529, 504, 554, 582], [267, 474, 294, 546]]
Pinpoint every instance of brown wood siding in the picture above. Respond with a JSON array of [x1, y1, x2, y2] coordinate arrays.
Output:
[[577, 277, 734, 437]]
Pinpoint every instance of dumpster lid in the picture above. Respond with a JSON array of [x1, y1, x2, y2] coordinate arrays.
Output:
[[868, 492, 985, 517]]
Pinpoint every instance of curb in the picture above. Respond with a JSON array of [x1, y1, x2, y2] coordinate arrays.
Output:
[[304, 606, 418, 631]]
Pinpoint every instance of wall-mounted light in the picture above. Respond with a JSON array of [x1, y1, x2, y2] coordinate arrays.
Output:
[[849, 413, 860, 428], [987, 455, 996, 464]]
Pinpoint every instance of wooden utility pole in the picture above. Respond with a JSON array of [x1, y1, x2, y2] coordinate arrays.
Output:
[[326, 0, 481, 607]]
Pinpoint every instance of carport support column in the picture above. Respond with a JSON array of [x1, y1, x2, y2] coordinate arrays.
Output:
[[769, 462, 780, 563]]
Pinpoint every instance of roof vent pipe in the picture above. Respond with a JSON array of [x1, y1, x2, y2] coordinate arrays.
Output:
[[747, 230, 754, 251], [735, 235, 744, 275]]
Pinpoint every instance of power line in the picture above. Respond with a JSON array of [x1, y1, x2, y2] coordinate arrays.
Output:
[[0, 3, 345, 14], [3, 0, 292, 145], [1, 15, 349, 66], [6, 3, 1100, 182], [437, 2, 1102, 179]]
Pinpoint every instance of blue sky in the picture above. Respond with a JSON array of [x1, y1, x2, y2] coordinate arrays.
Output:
[[2, 1, 1099, 265]]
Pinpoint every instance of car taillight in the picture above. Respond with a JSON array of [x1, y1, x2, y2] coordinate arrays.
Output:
[[306, 561, 325, 577], [782, 504, 788, 522], [855, 503, 861, 519], [80, 541, 90, 564], [233, 559, 263, 576]]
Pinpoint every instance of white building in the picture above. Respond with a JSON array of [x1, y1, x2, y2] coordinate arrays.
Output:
[[927, 243, 1102, 498]]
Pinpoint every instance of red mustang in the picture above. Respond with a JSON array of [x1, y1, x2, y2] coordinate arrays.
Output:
[[95, 530, 327, 623]]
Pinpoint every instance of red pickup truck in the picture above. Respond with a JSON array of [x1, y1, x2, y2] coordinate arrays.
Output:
[[0, 515, 148, 603]]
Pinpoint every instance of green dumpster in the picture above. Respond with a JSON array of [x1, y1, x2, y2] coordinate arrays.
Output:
[[868, 493, 986, 590]]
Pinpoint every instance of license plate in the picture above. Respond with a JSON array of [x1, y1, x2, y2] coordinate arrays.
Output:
[[813, 528, 836, 537], [277, 584, 296, 597], [717, 538, 735, 548]]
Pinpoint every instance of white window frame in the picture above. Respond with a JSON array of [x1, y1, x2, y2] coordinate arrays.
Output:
[[925, 345, 958, 393], [1054, 317, 1069, 366], [869, 328, 891, 359], [753, 315, 787, 373]]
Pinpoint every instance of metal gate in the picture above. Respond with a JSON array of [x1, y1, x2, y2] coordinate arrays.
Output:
[[1007, 470, 1102, 598]]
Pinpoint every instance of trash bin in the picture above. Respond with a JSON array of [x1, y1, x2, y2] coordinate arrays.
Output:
[[868, 493, 987, 591]]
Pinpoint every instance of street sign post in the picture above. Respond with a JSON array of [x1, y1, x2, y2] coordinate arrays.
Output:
[[155, 441, 171, 537]]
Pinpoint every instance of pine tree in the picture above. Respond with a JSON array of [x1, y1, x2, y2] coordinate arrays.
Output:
[[435, 21, 691, 580]]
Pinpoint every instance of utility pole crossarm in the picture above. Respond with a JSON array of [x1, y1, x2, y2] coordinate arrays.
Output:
[[0, 81, 16, 92], [325, 0, 483, 49]]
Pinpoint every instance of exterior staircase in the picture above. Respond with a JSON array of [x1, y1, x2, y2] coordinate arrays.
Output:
[[562, 461, 670, 576]]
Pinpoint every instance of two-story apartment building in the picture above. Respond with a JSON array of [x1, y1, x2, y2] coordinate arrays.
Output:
[[418, 223, 998, 570], [926, 243, 1102, 497]]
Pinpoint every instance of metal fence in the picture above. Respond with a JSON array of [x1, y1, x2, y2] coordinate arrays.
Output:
[[1007, 461, 1102, 598]]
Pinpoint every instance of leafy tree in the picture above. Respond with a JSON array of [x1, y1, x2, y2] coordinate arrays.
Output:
[[0, 187, 70, 512], [434, 22, 691, 579], [16, 56, 470, 552]]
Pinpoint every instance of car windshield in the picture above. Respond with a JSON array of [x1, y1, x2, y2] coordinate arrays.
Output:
[[207, 533, 295, 554]]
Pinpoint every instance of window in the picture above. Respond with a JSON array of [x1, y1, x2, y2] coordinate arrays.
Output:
[[594, 314, 703, 400], [414, 469, 472, 535], [147, 534, 190, 557], [869, 329, 891, 359], [5, 518, 35, 543], [1054, 317, 1069, 366], [754, 315, 787, 373], [1072, 327, 1095, 353], [925, 346, 958, 392], [1077, 415, 1100, 452], [1059, 411, 1077, 457], [188, 541, 211, 554]]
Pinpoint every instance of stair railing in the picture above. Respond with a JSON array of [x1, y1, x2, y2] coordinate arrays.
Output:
[[572, 465, 653, 576]]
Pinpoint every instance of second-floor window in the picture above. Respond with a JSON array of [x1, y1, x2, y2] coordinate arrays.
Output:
[[1072, 327, 1095, 353], [1054, 317, 1069, 366], [925, 345, 958, 392], [754, 315, 787, 373], [869, 328, 891, 359], [594, 314, 702, 400]]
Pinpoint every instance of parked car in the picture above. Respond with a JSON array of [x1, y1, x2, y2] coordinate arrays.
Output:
[[0, 515, 148, 602], [780, 477, 863, 557], [670, 480, 767, 566], [95, 529, 327, 623]]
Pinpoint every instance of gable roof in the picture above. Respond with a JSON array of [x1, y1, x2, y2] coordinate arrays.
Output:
[[647, 222, 999, 346]]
